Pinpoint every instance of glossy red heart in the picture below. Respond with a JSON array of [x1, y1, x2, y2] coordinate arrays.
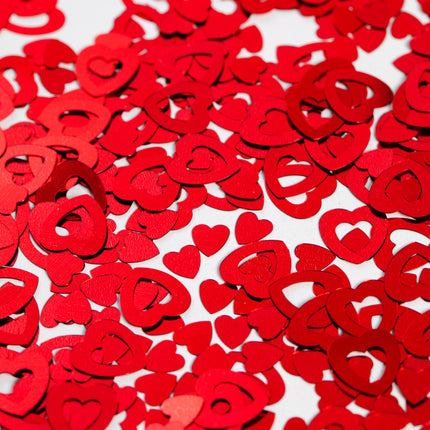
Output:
[[328, 329, 401, 396], [120, 268, 191, 328], [0, 349, 49, 416], [163, 245, 201, 279], [192, 224, 229, 256], [319, 206, 388, 264], [235, 212, 273, 245], [70, 319, 150, 377], [46, 382, 117, 430]]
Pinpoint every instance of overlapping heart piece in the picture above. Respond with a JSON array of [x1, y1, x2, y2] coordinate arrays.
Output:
[[1, 0, 430, 429]]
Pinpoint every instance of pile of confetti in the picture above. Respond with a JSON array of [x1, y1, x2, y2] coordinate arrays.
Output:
[[0, 0, 430, 428]]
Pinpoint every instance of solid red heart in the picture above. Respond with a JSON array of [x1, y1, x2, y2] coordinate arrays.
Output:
[[173, 321, 212, 355], [215, 315, 251, 350], [192, 344, 232, 376], [138, 210, 178, 239], [135, 373, 177, 406], [247, 305, 287, 340], [76, 37, 139, 96], [235, 212, 273, 245], [146, 340, 185, 372], [328, 329, 401, 396], [118, 232, 160, 263], [162, 395, 204, 427], [397, 367, 430, 405], [199, 280, 237, 314], [242, 341, 284, 373], [80, 274, 120, 307], [293, 350, 329, 384], [163, 245, 201, 279], [295, 244, 335, 271], [192, 224, 229, 256]]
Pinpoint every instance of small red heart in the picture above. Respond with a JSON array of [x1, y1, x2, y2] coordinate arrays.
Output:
[[161, 395, 204, 427], [173, 321, 212, 355], [293, 350, 329, 384], [118, 232, 160, 263], [46, 250, 84, 286], [242, 341, 284, 373], [192, 224, 229, 256], [138, 210, 178, 239], [397, 367, 430, 405], [135, 372, 177, 406], [235, 212, 273, 244], [146, 340, 185, 372], [215, 315, 251, 349], [80, 274, 120, 307], [295, 244, 335, 271], [247, 306, 287, 340], [192, 344, 232, 376], [163, 245, 201, 279], [199, 280, 237, 314]]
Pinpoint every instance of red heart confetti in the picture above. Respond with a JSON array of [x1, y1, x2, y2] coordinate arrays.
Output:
[[1, 0, 430, 429]]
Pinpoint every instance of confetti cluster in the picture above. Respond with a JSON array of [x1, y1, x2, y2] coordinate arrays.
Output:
[[1, 0, 430, 429]]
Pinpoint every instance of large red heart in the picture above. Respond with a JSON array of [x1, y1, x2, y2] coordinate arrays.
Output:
[[120, 268, 191, 328], [46, 382, 117, 430], [270, 270, 345, 319], [285, 83, 344, 140], [324, 68, 393, 123], [30, 195, 107, 257], [70, 319, 150, 377], [0, 268, 38, 320], [369, 159, 430, 218], [0, 349, 49, 416], [326, 280, 397, 336], [319, 206, 388, 264], [304, 123, 370, 172], [328, 329, 401, 396], [385, 242, 430, 302], [35, 160, 106, 210], [76, 36, 139, 96]]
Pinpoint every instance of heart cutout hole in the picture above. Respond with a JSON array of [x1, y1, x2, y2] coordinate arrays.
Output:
[[347, 350, 385, 383], [63, 399, 102, 430]]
